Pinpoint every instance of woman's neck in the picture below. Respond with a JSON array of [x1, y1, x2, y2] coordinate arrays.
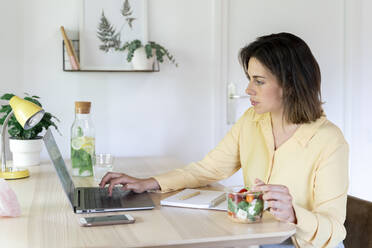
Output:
[[270, 110, 297, 133], [270, 109, 299, 150]]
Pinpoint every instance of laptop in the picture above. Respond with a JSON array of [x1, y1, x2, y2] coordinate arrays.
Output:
[[43, 128, 155, 214]]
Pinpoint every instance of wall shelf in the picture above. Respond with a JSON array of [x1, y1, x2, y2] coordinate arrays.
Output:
[[63, 69, 159, 72], [62, 40, 159, 72]]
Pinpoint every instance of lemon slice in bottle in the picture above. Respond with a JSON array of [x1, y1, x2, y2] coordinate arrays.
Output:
[[71, 137, 84, 150], [81, 137, 95, 154], [82, 143, 94, 154]]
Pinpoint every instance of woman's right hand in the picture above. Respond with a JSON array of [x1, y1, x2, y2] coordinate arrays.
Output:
[[99, 172, 160, 196]]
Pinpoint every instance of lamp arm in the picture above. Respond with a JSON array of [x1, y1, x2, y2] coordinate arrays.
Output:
[[1, 110, 14, 172]]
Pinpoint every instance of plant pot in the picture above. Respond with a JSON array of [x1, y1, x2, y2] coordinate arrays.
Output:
[[9, 137, 43, 167], [131, 47, 155, 70]]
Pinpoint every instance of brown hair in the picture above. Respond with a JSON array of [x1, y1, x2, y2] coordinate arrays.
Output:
[[238, 32, 323, 124]]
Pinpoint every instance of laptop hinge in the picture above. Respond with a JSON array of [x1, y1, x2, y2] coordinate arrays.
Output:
[[74, 188, 86, 210]]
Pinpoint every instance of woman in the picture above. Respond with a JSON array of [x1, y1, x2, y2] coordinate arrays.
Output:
[[100, 33, 348, 248]]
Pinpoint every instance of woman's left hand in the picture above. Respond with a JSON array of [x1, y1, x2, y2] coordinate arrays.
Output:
[[251, 178, 297, 224]]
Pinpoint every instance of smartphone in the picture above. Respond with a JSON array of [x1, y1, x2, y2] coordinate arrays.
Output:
[[79, 214, 135, 227]]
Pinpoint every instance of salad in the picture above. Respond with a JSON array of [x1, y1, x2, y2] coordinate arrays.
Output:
[[227, 186, 264, 223]]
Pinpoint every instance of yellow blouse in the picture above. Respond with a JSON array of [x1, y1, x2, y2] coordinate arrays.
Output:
[[153, 107, 349, 248]]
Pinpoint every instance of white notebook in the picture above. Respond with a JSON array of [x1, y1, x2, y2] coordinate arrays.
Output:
[[160, 189, 227, 211]]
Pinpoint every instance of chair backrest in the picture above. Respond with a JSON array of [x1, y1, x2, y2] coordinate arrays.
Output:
[[344, 195, 372, 248]]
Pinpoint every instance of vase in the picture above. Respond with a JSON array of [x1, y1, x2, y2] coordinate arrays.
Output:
[[131, 47, 155, 70], [9, 137, 43, 167]]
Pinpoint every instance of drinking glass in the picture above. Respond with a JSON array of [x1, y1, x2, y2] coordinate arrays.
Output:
[[93, 154, 114, 181]]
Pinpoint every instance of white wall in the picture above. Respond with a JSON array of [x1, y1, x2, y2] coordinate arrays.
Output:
[[344, 0, 372, 201], [0, 0, 22, 158], [16, 0, 215, 165], [0, 0, 21, 93]]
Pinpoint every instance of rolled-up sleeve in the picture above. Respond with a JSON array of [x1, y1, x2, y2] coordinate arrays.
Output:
[[153, 111, 250, 193], [293, 142, 349, 247]]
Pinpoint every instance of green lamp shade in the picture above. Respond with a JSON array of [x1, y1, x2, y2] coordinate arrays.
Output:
[[9, 96, 45, 130]]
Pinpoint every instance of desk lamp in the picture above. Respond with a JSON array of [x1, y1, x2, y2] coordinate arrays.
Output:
[[0, 96, 45, 179]]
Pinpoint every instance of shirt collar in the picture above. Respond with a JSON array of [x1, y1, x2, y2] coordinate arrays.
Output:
[[293, 115, 327, 147], [252, 111, 270, 122], [251, 109, 327, 147]]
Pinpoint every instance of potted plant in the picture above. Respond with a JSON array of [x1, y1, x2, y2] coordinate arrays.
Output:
[[0, 93, 60, 167], [117, 39, 178, 70], [96, 1, 178, 70]]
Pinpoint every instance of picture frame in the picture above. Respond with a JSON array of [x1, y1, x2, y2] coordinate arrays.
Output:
[[79, 0, 148, 70]]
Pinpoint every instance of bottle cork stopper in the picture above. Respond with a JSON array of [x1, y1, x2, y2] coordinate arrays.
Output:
[[75, 101, 91, 114]]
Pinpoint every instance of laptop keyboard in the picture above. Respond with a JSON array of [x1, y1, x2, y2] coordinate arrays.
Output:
[[84, 187, 127, 209]]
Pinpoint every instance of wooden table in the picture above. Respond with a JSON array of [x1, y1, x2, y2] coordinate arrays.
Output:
[[1, 157, 295, 247]]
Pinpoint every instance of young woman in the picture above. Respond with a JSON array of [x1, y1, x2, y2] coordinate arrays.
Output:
[[100, 33, 348, 248]]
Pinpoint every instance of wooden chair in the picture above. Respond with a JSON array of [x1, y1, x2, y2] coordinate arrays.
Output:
[[344, 195, 372, 248]]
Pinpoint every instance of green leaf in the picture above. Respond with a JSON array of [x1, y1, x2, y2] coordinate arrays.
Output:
[[144, 44, 153, 59], [8, 126, 21, 137], [0, 116, 6, 125], [43, 113, 52, 122], [144, 41, 178, 66], [71, 148, 93, 175], [0, 93, 15, 100], [121, 40, 142, 62], [23, 130, 33, 139], [0, 105, 11, 113], [77, 127, 83, 137], [253, 199, 264, 215], [237, 200, 249, 211], [8, 116, 20, 127], [24, 97, 42, 107], [228, 198, 238, 213]]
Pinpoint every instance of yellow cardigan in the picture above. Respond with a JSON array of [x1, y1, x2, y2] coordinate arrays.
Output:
[[153, 107, 349, 248]]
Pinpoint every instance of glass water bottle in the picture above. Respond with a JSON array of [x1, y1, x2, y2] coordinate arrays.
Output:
[[70, 101, 95, 176]]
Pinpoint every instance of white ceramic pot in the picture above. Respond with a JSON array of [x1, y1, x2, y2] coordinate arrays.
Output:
[[131, 47, 155, 70], [9, 138, 43, 167]]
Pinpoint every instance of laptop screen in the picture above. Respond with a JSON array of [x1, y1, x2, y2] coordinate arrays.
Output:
[[43, 129, 75, 207]]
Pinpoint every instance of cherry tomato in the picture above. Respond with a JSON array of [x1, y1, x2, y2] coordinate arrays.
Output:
[[238, 188, 248, 193], [246, 195, 254, 203], [228, 211, 236, 217], [236, 195, 244, 203], [228, 193, 234, 199]]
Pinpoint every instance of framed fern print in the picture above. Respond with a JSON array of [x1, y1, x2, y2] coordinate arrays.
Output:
[[79, 0, 148, 70]]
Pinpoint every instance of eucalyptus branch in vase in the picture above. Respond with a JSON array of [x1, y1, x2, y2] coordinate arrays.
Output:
[[119, 40, 178, 67]]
